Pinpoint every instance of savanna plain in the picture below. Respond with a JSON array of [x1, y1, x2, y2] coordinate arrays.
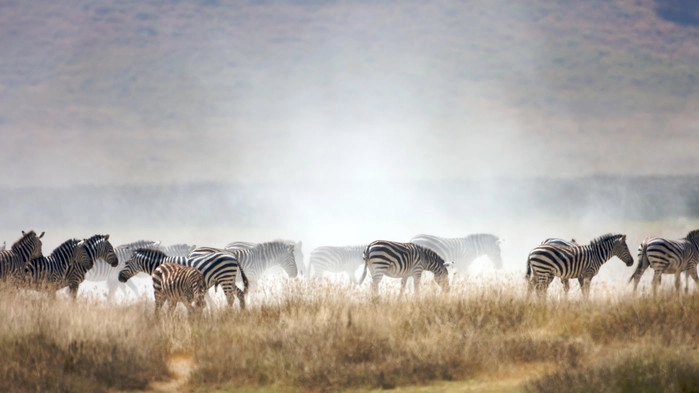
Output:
[[3, 220, 699, 393]]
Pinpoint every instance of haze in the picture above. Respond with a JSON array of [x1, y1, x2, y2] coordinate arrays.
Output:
[[1, 1, 698, 272]]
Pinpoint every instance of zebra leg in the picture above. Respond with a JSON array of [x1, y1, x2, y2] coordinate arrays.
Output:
[[69, 283, 80, 299], [581, 278, 592, 300], [652, 270, 662, 297], [154, 293, 165, 317], [687, 268, 699, 293], [399, 277, 408, 297], [674, 271, 682, 295], [561, 278, 570, 298], [371, 274, 383, 295], [535, 274, 552, 299]]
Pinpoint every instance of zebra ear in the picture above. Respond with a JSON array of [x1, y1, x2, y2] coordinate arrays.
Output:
[[105, 234, 110, 241], [621, 235, 626, 241], [39, 231, 45, 239]]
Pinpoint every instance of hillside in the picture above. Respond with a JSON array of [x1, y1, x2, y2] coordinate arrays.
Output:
[[1, 0, 697, 132]]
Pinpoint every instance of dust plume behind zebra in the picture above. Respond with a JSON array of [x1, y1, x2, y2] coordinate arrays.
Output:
[[224, 239, 303, 278], [526, 233, 634, 300], [629, 229, 699, 296], [409, 233, 503, 274], [360, 240, 451, 297], [308, 244, 367, 284]]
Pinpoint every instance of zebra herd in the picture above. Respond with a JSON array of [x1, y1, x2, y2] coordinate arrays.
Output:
[[1, 229, 698, 315]]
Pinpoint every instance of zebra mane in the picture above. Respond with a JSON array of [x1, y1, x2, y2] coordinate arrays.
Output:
[[414, 243, 447, 267], [589, 233, 624, 246], [82, 234, 110, 248], [684, 229, 699, 244], [134, 247, 169, 258], [49, 238, 81, 258]]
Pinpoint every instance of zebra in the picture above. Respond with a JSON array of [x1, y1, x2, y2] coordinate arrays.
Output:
[[202, 241, 297, 283], [308, 244, 367, 284], [629, 229, 699, 296], [159, 243, 197, 257], [152, 263, 207, 317], [25, 234, 118, 298], [360, 240, 451, 296], [526, 233, 634, 299], [0, 230, 44, 283], [119, 248, 249, 309], [409, 233, 503, 272], [224, 239, 303, 277], [84, 240, 161, 298], [540, 238, 581, 291], [24, 238, 81, 293]]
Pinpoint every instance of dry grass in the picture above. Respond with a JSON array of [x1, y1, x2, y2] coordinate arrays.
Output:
[[2, 275, 698, 393]]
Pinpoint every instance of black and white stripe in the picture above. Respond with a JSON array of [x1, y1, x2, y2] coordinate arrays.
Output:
[[24, 238, 82, 292], [119, 248, 249, 309], [0, 230, 44, 283], [360, 240, 451, 296], [152, 263, 207, 317], [308, 244, 367, 284], [409, 233, 503, 272], [629, 229, 699, 296], [84, 240, 160, 297], [526, 233, 634, 299], [220, 241, 298, 282]]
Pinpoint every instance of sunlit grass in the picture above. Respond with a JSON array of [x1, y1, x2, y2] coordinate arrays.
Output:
[[3, 273, 698, 393]]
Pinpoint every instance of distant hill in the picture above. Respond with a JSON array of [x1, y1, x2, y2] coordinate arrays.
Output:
[[0, 0, 697, 132]]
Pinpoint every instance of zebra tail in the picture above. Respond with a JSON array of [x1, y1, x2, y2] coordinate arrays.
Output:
[[239, 264, 250, 295], [358, 246, 369, 284], [629, 240, 649, 284]]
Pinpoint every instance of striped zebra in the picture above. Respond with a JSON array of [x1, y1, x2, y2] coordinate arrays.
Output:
[[224, 240, 303, 277], [629, 230, 699, 296], [24, 238, 81, 292], [526, 233, 634, 299], [540, 238, 582, 291], [152, 263, 207, 317], [25, 234, 118, 298], [360, 240, 451, 296], [409, 233, 503, 272], [119, 248, 249, 309], [0, 230, 44, 283], [308, 244, 367, 284], [84, 240, 161, 298]]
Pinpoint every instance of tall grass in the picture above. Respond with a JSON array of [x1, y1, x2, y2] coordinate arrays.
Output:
[[1, 276, 698, 392]]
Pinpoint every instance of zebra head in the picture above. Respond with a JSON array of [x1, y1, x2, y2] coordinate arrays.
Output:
[[118, 248, 167, 282], [18, 230, 45, 259], [418, 245, 451, 293], [608, 234, 634, 267], [73, 234, 118, 270]]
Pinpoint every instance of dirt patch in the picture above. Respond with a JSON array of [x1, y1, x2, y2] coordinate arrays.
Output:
[[146, 352, 195, 393]]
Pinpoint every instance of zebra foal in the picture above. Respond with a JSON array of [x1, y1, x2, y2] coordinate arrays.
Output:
[[152, 263, 207, 317], [629, 229, 699, 296], [361, 240, 451, 297], [526, 233, 634, 299]]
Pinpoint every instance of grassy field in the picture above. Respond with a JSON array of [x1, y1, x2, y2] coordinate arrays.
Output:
[[3, 274, 699, 393]]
